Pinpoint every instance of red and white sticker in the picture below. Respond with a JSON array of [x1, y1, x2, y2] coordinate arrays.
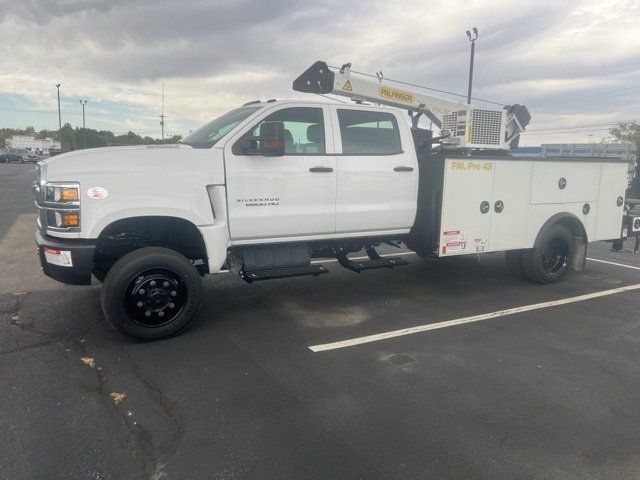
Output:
[[43, 247, 73, 267], [443, 241, 467, 254], [443, 230, 465, 243]]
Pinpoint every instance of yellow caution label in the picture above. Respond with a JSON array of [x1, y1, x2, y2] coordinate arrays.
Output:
[[378, 86, 414, 104], [343, 80, 352, 91]]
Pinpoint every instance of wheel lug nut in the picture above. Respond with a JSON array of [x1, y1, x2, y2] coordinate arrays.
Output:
[[137, 301, 143, 308], [158, 311, 165, 318], [163, 281, 169, 287], [144, 311, 151, 317], [150, 280, 156, 287], [139, 289, 146, 295], [169, 303, 175, 309], [170, 291, 177, 297]]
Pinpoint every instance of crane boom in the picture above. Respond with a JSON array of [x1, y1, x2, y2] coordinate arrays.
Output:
[[293, 61, 530, 150]]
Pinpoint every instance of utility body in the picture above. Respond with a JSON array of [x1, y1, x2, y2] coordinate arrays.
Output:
[[34, 61, 629, 339]]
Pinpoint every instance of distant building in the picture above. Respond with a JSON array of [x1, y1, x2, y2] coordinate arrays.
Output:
[[6, 135, 62, 154]]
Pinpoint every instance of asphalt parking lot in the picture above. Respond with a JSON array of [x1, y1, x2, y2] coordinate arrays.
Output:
[[2, 162, 640, 479]]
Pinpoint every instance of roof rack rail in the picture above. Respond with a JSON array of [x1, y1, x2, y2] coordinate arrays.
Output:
[[243, 100, 262, 106]]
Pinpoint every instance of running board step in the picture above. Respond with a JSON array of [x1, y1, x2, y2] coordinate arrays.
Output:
[[241, 264, 328, 283], [337, 255, 409, 273]]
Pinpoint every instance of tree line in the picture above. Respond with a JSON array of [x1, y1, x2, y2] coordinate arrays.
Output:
[[0, 124, 182, 150]]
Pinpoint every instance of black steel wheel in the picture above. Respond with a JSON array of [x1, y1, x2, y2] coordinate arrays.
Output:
[[540, 236, 569, 275], [522, 224, 575, 284], [123, 268, 187, 327], [101, 247, 202, 340]]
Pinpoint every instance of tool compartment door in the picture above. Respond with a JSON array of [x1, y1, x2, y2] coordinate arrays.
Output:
[[530, 161, 600, 204], [490, 160, 533, 251], [439, 158, 494, 256]]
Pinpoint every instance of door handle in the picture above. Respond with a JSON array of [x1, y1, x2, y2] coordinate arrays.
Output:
[[394, 166, 414, 172], [309, 166, 333, 173]]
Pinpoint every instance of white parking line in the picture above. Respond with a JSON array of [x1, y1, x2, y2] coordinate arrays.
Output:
[[586, 257, 640, 271], [308, 282, 640, 352]]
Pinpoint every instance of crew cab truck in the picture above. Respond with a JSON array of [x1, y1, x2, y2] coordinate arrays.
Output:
[[34, 61, 629, 340]]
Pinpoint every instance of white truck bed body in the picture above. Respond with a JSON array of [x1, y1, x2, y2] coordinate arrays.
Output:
[[439, 157, 627, 256]]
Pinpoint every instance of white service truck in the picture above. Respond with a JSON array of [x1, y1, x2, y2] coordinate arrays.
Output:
[[34, 61, 629, 340]]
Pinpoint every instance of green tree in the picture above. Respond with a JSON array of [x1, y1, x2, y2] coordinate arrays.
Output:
[[611, 121, 640, 197], [0, 124, 181, 152], [610, 121, 640, 152]]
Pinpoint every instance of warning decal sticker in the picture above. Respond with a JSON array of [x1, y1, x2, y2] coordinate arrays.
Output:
[[442, 241, 467, 255], [343, 80, 352, 91], [43, 247, 73, 267], [441, 230, 467, 255], [443, 230, 465, 243]]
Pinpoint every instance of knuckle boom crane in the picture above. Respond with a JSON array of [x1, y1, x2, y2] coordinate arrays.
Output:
[[293, 60, 531, 150]]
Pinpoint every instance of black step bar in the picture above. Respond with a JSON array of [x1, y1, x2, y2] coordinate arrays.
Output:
[[337, 246, 409, 273], [241, 264, 328, 283]]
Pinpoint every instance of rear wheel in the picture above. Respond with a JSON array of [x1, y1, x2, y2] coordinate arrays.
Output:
[[101, 246, 202, 340], [522, 224, 574, 284]]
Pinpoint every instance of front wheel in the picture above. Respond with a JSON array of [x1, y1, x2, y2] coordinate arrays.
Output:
[[101, 247, 203, 340], [522, 224, 575, 284]]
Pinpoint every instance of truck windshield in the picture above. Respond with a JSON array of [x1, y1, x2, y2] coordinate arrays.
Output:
[[181, 106, 262, 148]]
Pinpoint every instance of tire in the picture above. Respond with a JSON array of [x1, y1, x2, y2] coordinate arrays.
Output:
[[101, 246, 203, 340], [522, 224, 574, 284]]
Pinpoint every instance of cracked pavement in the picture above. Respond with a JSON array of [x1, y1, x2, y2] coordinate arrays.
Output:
[[2, 163, 640, 479]]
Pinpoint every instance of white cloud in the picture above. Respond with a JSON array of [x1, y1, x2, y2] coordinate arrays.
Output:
[[0, 0, 638, 143]]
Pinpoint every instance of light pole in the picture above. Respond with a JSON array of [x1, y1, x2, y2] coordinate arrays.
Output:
[[466, 27, 479, 105], [79, 99, 87, 149], [55, 84, 62, 131], [56, 84, 62, 149]]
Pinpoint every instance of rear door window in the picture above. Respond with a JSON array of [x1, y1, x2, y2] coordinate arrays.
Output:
[[337, 110, 402, 155]]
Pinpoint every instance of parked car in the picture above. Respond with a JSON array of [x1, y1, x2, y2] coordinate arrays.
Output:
[[6, 148, 38, 163], [0, 150, 8, 163]]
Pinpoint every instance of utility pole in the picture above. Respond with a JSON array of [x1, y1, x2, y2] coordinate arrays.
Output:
[[466, 27, 479, 105], [160, 81, 165, 143], [56, 83, 62, 149], [79, 99, 87, 149]]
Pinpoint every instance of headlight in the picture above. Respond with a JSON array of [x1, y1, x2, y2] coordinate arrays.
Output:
[[54, 211, 80, 228], [44, 183, 80, 205], [35, 182, 81, 231]]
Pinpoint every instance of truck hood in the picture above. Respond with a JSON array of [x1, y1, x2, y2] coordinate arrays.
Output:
[[41, 144, 225, 185]]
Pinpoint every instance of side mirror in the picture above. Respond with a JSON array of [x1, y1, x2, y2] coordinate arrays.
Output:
[[258, 121, 285, 156]]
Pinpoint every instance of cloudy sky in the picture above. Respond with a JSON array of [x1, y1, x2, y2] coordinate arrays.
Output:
[[0, 0, 638, 145]]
